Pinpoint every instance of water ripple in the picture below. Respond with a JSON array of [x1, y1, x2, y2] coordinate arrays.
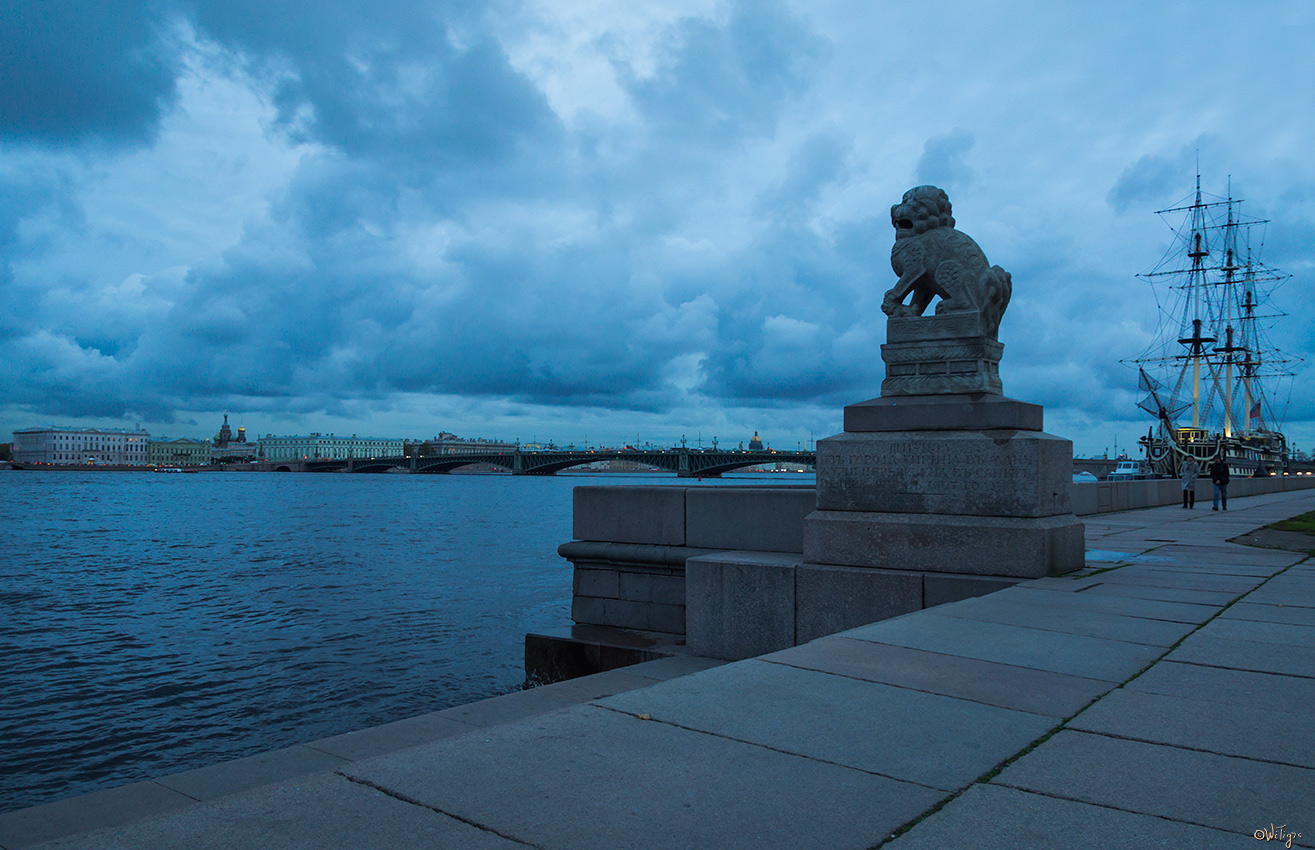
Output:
[[0, 470, 586, 813]]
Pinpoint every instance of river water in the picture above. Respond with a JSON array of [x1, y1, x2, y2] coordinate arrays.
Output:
[[0, 469, 811, 813]]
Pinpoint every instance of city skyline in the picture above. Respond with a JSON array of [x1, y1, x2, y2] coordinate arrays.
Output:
[[3, 2, 1312, 459]]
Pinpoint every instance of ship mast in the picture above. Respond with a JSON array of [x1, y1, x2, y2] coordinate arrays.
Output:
[[1215, 185, 1241, 438], [1178, 175, 1215, 429], [1130, 170, 1297, 474]]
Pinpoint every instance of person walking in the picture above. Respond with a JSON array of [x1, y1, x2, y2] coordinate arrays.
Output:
[[1209, 456, 1230, 511], [1180, 456, 1200, 509]]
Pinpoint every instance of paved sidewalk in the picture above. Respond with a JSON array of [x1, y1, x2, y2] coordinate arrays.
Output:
[[5, 490, 1314, 849]]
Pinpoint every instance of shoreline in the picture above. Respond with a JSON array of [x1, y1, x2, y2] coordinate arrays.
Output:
[[2, 489, 1312, 848]]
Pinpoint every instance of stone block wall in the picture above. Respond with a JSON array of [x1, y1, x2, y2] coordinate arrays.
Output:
[[560, 485, 815, 636], [569, 560, 688, 634], [684, 554, 1021, 660]]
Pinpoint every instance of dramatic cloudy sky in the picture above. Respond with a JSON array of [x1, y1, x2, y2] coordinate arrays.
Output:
[[2, 1, 1312, 455]]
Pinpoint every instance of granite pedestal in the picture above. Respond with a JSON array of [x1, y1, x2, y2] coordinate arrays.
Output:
[[795, 393, 1085, 647]]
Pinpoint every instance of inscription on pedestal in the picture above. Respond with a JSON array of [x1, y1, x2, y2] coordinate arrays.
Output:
[[817, 431, 1072, 518]]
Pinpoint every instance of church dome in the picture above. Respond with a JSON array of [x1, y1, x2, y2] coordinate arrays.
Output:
[[748, 431, 764, 451]]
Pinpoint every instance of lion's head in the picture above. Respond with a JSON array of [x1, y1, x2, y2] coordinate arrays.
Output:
[[891, 185, 955, 240]]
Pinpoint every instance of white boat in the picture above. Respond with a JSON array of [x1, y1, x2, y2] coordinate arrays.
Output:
[[1106, 459, 1152, 481]]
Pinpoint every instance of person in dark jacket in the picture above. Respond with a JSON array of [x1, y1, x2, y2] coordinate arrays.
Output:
[[1209, 457, 1230, 511]]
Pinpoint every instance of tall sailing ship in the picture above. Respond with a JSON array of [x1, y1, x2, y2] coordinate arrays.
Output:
[[1130, 174, 1296, 478]]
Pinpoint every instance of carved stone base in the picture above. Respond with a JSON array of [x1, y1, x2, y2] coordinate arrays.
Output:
[[844, 393, 1043, 433], [880, 314, 1003, 397], [881, 339, 1002, 396]]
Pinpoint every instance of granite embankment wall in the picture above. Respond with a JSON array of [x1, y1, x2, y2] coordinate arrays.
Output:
[[557, 475, 1315, 649], [1071, 474, 1315, 514], [560, 486, 816, 635]]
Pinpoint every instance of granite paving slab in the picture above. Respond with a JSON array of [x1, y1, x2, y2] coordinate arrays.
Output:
[[1125, 660, 1315, 716], [841, 612, 1163, 681], [1098, 561, 1284, 577], [1242, 587, 1315, 609], [1080, 568, 1264, 594], [1167, 631, 1315, 678], [1134, 543, 1306, 567], [994, 730, 1315, 847], [1192, 616, 1315, 648], [433, 685, 583, 727], [526, 668, 667, 701], [1221, 601, 1315, 627], [343, 703, 943, 850], [153, 744, 348, 803], [1250, 571, 1315, 586], [1000, 586, 1220, 624], [1036, 563, 1272, 589], [1236, 576, 1315, 610], [1076, 582, 1239, 606], [1115, 565, 1278, 578], [1067, 687, 1315, 768], [932, 594, 1197, 647], [25, 772, 529, 850], [1020, 575, 1108, 591], [305, 713, 478, 761], [0, 782, 195, 850], [884, 783, 1244, 850], [621, 654, 728, 680], [597, 659, 1057, 792], [759, 637, 1111, 717]]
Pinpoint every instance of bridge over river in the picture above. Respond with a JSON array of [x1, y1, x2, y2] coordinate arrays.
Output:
[[299, 447, 815, 477]]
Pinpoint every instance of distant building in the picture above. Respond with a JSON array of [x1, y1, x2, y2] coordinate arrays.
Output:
[[420, 436, 516, 455], [12, 426, 150, 465], [260, 433, 403, 461], [211, 414, 259, 463], [748, 431, 765, 451], [149, 438, 212, 466]]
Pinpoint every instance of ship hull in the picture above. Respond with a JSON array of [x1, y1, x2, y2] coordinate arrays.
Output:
[[1141, 431, 1287, 479]]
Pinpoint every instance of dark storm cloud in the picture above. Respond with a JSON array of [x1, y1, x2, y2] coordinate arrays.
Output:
[[915, 130, 975, 191], [697, 219, 886, 405], [0, 1, 180, 146], [622, 0, 822, 145], [78, 0, 841, 421], [0, 167, 84, 340], [1105, 140, 1220, 214], [186, 0, 561, 175], [757, 132, 851, 219]]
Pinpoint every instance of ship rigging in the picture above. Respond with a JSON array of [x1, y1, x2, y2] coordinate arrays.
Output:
[[1128, 174, 1297, 477]]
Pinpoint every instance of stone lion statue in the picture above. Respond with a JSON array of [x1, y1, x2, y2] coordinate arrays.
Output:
[[881, 186, 1012, 339]]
